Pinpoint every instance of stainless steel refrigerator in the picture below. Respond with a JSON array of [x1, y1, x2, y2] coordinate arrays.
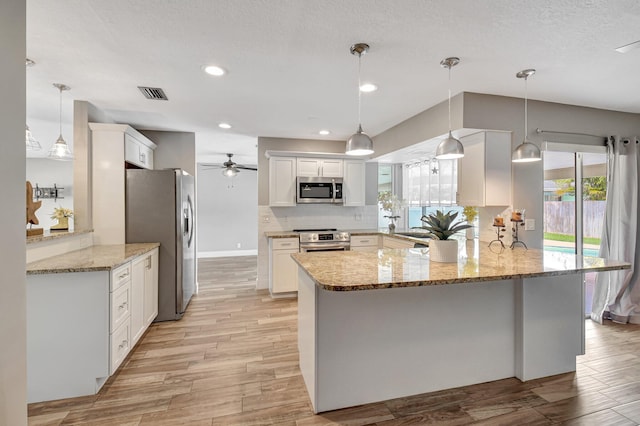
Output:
[[126, 169, 196, 321]]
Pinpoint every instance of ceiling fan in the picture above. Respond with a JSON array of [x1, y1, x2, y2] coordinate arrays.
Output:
[[201, 153, 257, 177]]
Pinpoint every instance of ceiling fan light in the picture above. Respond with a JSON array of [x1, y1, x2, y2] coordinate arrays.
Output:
[[435, 131, 464, 160], [512, 141, 541, 162], [222, 167, 238, 177], [346, 125, 374, 156]]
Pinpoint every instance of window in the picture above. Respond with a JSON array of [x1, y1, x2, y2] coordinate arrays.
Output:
[[403, 158, 459, 228]]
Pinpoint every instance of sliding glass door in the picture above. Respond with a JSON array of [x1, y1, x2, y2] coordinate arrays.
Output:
[[543, 144, 607, 316]]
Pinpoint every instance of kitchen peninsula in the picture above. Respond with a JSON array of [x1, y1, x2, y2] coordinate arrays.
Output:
[[292, 242, 630, 413]]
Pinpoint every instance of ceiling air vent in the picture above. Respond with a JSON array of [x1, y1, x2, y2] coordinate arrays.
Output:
[[137, 86, 168, 100]]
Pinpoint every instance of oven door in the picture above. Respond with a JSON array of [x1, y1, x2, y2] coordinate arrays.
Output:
[[300, 242, 350, 252]]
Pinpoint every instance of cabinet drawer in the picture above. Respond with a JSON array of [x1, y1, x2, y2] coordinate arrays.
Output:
[[111, 282, 131, 332], [110, 320, 131, 374], [351, 235, 379, 247], [272, 238, 299, 250], [111, 263, 131, 291]]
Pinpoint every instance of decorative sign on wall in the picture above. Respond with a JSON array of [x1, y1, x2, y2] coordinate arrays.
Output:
[[31, 183, 64, 202]]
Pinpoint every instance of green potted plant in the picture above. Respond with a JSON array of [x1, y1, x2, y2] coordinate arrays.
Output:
[[378, 191, 404, 233], [418, 210, 471, 262], [462, 206, 478, 240]]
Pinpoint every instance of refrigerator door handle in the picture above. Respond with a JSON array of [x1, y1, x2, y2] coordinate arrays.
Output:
[[186, 195, 195, 248]]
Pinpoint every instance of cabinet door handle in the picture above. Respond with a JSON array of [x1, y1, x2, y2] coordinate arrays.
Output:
[[281, 243, 291, 246], [118, 271, 129, 280], [360, 239, 370, 243], [118, 301, 128, 310], [119, 339, 128, 349], [146, 256, 151, 269]]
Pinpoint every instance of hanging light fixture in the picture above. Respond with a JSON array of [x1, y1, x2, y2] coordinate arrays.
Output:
[[512, 69, 541, 163], [48, 83, 73, 161], [222, 167, 238, 177], [25, 59, 41, 151], [25, 125, 42, 151], [435, 57, 464, 160], [345, 43, 374, 156]]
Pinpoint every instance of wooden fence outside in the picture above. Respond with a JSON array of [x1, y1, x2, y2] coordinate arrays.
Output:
[[544, 201, 606, 238]]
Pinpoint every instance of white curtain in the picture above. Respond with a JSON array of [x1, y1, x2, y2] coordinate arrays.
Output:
[[592, 136, 640, 324]]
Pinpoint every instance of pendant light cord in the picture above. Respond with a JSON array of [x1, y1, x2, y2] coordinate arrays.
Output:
[[58, 86, 63, 139], [448, 65, 452, 132], [524, 76, 528, 141], [357, 52, 362, 128]]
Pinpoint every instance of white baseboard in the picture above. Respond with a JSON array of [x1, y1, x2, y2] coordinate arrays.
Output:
[[198, 249, 258, 258]]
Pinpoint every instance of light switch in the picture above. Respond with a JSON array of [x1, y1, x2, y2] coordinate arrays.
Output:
[[525, 219, 535, 231]]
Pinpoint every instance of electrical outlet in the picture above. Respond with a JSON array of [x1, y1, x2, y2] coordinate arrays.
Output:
[[525, 219, 535, 231], [354, 214, 362, 221], [262, 215, 270, 223], [236, 243, 241, 249]]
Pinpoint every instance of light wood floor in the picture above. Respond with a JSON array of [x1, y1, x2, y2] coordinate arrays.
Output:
[[28, 256, 640, 425]]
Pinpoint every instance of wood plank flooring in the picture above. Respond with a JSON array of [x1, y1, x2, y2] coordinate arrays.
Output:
[[28, 256, 640, 425]]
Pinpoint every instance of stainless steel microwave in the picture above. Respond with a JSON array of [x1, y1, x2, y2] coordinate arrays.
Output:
[[296, 176, 343, 204]]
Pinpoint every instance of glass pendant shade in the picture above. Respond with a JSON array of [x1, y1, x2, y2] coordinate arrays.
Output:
[[48, 83, 73, 161], [512, 141, 541, 162], [222, 167, 238, 177], [346, 124, 374, 156], [345, 43, 374, 156], [435, 57, 463, 160], [435, 131, 464, 160], [25, 125, 42, 151], [48, 134, 73, 161]]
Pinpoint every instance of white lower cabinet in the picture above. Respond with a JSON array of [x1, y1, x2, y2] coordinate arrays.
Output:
[[350, 235, 380, 252], [131, 248, 159, 348], [269, 238, 300, 294], [27, 248, 159, 403]]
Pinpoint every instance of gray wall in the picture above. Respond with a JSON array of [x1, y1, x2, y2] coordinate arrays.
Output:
[[141, 130, 196, 176], [372, 91, 640, 249], [196, 163, 258, 253], [1, 0, 27, 423]]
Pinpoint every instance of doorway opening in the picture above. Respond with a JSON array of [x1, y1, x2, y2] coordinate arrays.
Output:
[[543, 144, 607, 316]]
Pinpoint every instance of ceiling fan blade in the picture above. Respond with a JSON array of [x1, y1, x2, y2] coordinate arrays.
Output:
[[236, 165, 258, 171]]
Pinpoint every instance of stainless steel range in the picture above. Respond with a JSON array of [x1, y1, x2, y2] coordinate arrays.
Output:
[[295, 228, 350, 252]]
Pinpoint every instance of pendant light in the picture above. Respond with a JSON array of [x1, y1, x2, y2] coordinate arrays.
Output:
[[48, 83, 73, 161], [512, 69, 541, 163], [345, 43, 374, 156], [25, 125, 42, 151], [25, 59, 41, 151], [435, 57, 464, 160]]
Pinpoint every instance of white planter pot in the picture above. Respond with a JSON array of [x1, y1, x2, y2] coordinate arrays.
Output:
[[429, 239, 459, 263]]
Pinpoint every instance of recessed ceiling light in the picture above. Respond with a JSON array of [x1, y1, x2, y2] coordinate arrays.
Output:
[[615, 40, 640, 54], [204, 65, 226, 76], [359, 83, 378, 93], [218, 123, 232, 129], [318, 130, 330, 135]]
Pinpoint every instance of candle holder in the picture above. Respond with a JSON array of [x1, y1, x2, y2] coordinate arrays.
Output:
[[489, 225, 507, 249], [510, 219, 527, 249]]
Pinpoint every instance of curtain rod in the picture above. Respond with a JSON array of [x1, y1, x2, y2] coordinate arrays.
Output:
[[535, 128, 606, 139]]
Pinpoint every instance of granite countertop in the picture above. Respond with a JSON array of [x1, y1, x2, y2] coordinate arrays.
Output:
[[291, 240, 631, 291], [264, 228, 430, 244], [26, 228, 93, 245], [26, 243, 160, 275]]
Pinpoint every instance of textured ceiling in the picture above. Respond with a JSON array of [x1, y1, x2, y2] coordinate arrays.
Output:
[[26, 0, 640, 165]]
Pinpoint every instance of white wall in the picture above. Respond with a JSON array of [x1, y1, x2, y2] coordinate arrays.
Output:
[[197, 163, 258, 256], [26, 159, 74, 230], [1, 0, 27, 423], [141, 130, 196, 175]]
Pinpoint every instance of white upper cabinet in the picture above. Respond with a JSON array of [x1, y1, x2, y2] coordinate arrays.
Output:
[[457, 131, 512, 207], [124, 134, 155, 169], [297, 158, 343, 177], [269, 156, 296, 207], [343, 160, 366, 206]]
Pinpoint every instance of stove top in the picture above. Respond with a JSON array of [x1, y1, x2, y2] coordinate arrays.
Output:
[[292, 228, 337, 232]]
